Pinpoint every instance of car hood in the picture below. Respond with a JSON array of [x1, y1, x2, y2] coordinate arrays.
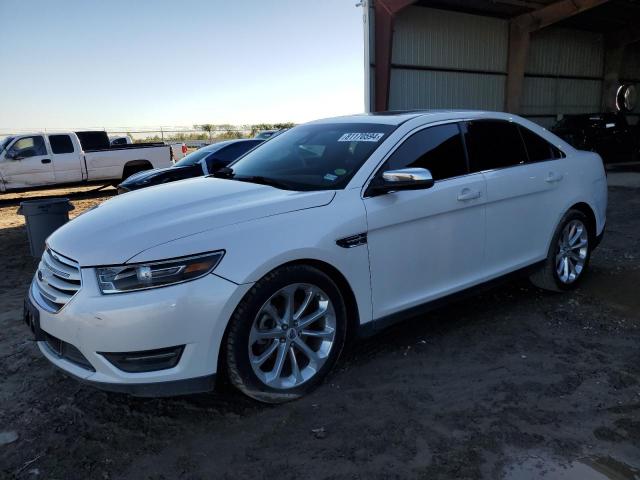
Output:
[[48, 177, 335, 266], [120, 165, 196, 185]]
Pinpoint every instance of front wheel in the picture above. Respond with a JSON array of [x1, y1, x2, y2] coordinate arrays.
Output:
[[530, 209, 592, 292], [224, 265, 347, 403]]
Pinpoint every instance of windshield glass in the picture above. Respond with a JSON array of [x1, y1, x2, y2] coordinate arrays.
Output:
[[174, 143, 226, 167], [227, 123, 395, 190], [0, 136, 15, 153]]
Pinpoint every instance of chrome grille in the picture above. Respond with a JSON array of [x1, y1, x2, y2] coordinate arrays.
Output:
[[34, 248, 82, 312]]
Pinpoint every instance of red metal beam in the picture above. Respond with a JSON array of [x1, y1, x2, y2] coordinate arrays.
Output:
[[505, 0, 611, 113], [511, 0, 610, 31], [374, 0, 417, 112]]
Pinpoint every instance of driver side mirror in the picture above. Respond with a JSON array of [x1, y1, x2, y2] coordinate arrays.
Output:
[[5, 151, 18, 160], [367, 168, 434, 196]]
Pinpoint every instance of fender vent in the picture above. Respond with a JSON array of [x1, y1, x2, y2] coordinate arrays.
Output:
[[336, 233, 368, 248]]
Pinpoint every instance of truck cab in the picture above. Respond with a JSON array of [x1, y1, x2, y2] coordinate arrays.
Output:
[[0, 131, 171, 192], [0, 133, 86, 191]]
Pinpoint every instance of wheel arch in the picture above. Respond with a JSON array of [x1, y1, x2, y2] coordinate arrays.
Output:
[[568, 201, 597, 240], [216, 258, 361, 379], [122, 160, 153, 179]]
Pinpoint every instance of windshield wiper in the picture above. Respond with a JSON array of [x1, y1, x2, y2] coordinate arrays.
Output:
[[212, 167, 234, 178], [233, 175, 293, 190], [212, 167, 292, 190]]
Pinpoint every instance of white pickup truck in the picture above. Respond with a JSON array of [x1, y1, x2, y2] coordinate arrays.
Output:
[[0, 131, 171, 192]]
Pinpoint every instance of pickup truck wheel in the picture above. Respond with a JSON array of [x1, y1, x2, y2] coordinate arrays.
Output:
[[122, 163, 152, 182], [224, 265, 347, 404], [529, 209, 592, 292]]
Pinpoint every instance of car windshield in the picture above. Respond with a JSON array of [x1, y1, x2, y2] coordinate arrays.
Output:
[[0, 136, 15, 153], [224, 123, 396, 190], [174, 143, 227, 167]]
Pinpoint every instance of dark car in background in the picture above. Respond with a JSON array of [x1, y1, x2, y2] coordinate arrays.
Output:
[[551, 113, 639, 164], [117, 138, 263, 193]]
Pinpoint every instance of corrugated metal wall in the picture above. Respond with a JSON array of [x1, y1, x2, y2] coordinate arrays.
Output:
[[392, 8, 508, 71], [379, 5, 639, 127], [522, 28, 604, 125], [388, 6, 508, 111]]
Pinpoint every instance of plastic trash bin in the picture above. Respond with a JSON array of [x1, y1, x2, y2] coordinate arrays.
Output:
[[17, 198, 74, 258]]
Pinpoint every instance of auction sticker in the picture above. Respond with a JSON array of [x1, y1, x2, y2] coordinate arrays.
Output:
[[338, 132, 384, 142]]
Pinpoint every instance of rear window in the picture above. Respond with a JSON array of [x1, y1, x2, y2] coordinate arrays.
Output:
[[215, 140, 261, 162], [518, 127, 564, 162], [465, 120, 528, 172], [49, 135, 75, 154]]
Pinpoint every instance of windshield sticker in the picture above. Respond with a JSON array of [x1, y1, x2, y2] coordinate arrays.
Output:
[[324, 173, 338, 181], [334, 168, 347, 176], [338, 132, 384, 142]]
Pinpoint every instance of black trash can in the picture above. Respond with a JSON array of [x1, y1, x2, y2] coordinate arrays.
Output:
[[17, 198, 75, 258]]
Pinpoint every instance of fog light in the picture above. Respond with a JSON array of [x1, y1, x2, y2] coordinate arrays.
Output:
[[100, 345, 184, 373]]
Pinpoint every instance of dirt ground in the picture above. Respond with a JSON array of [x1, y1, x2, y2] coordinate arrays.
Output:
[[1, 178, 639, 479]]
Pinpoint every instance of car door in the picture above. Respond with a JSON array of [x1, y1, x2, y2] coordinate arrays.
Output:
[[0, 135, 54, 189], [363, 122, 487, 319], [464, 120, 566, 276], [48, 134, 83, 183]]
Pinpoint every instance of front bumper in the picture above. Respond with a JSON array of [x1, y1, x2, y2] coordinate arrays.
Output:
[[28, 269, 251, 396]]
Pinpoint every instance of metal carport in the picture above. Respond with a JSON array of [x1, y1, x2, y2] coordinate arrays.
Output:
[[364, 0, 640, 126]]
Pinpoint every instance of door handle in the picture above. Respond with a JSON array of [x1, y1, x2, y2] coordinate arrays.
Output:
[[41, 159, 51, 164], [545, 172, 563, 183], [457, 188, 481, 201]]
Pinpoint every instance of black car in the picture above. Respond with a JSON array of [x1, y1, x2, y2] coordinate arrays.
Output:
[[551, 113, 639, 164], [117, 139, 264, 193]]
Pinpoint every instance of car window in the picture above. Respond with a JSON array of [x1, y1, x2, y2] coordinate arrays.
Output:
[[214, 141, 261, 162], [174, 144, 228, 167], [384, 123, 467, 181], [228, 123, 396, 191], [518, 126, 564, 162], [8, 136, 47, 159], [465, 120, 527, 172], [49, 135, 75, 154]]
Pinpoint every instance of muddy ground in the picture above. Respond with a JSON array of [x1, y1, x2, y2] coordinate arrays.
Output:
[[1, 177, 639, 479]]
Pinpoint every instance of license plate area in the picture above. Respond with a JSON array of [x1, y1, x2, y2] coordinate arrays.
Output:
[[24, 297, 45, 341]]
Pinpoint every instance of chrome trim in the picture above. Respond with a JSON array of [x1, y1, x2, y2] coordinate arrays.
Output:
[[382, 167, 433, 183], [96, 251, 225, 295], [336, 233, 368, 248], [32, 248, 82, 313]]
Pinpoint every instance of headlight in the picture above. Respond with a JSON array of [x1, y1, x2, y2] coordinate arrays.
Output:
[[96, 251, 224, 294]]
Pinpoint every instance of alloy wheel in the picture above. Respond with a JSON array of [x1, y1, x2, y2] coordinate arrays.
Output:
[[555, 219, 589, 284], [248, 283, 336, 389]]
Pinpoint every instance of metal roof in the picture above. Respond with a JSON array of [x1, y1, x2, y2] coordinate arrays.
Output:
[[414, 0, 640, 33]]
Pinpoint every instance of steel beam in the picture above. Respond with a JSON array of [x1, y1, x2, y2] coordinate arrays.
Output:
[[511, 0, 610, 31], [374, 0, 417, 111], [505, 0, 611, 113]]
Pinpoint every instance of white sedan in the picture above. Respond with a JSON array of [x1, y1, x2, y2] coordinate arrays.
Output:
[[25, 111, 607, 402]]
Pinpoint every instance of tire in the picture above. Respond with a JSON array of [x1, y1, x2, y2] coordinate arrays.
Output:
[[529, 209, 593, 292], [224, 265, 347, 403], [122, 163, 151, 182]]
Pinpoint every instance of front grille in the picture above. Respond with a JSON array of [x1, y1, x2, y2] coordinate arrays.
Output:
[[34, 248, 82, 312]]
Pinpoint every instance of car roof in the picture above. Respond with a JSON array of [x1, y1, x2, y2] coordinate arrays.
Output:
[[307, 110, 520, 126], [201, 138, 261, 151]]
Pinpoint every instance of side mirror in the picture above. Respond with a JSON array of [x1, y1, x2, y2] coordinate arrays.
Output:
[[5, 151, 16, 160], [368, 168, 434, 196]]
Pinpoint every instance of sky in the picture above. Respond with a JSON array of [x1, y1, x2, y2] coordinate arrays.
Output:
[[0, 0, 365, 131]]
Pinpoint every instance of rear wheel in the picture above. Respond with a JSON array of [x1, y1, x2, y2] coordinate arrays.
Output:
[[224, 265, 347, 403], [121, 163, 152, 182], [530, 209, 592, 292]]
